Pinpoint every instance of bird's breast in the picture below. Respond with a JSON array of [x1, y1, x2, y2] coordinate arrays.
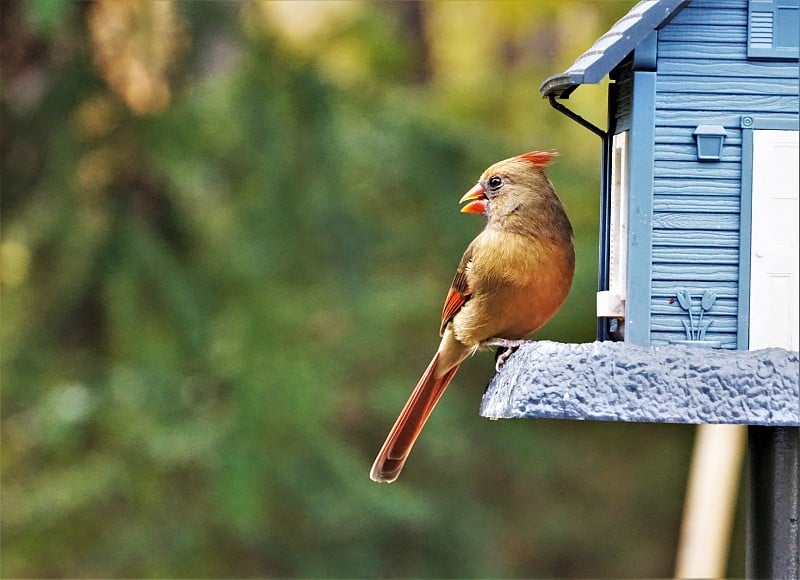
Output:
[[452, 230, 574, 345]]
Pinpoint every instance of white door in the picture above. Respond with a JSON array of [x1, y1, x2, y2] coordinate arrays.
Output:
[[749, 130, 800, 350]]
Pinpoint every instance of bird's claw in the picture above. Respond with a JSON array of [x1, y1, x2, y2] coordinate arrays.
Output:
[[495, 348, 515, 372], [485, 338, 527, 372]]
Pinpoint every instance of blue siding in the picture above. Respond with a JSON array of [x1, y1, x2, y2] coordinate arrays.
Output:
[[647, 0, 800, 348]]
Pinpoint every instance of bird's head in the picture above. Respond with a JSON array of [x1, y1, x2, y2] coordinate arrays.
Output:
[[460, 150, 559, 216]]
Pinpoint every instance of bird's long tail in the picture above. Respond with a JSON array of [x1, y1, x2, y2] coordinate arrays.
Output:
[[370, 353, 460, 483]]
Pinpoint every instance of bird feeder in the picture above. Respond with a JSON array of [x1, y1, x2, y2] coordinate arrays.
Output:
[[483, 0, 800, 576]]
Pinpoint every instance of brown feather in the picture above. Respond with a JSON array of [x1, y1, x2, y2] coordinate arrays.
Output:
[[370, 352, 460, 483], [370, 151, 574, 483], [440, 245, 473, 335]]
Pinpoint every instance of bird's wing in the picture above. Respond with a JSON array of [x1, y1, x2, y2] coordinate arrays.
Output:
[[440, 244, 474, 336]]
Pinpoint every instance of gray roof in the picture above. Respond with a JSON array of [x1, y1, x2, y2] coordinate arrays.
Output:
[[540, 0, 689, 99]]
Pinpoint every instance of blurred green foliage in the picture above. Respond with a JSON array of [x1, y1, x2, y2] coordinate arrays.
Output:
[[1, 1, 731, 577]]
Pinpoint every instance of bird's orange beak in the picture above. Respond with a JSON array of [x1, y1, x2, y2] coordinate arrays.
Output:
[[459, 183, 487, 214]]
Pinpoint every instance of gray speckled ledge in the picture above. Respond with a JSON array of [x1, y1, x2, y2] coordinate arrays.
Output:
[[480, 341, 800, 426]]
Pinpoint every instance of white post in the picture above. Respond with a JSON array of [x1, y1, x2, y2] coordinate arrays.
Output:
[[674, 424, 747, 579]]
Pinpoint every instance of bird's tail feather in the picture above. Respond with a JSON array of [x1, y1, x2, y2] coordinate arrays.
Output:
[[370, 353, 459, 483]]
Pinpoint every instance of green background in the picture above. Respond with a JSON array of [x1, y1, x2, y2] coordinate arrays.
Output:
[[1, 1, 743, 576]]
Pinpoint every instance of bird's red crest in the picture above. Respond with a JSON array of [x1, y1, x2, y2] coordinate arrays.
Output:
[[516, 150, 558, 167]]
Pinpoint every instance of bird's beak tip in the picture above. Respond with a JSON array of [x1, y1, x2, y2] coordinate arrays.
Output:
[[459, 183, 487, 214]]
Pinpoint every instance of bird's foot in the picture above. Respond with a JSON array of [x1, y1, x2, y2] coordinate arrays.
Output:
[[484, 338, 527, 372]]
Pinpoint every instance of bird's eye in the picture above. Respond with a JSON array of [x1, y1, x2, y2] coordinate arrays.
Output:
[[487, 175, 503, 190]]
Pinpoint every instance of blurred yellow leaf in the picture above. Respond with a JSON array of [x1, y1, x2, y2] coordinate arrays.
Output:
[[89, 0, 187, 114], [0, 240, 31, 288]]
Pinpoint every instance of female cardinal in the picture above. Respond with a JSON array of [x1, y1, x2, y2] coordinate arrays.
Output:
[[370, 151, 574, 483]]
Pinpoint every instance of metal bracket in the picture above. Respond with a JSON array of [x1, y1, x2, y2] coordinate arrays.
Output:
[[547, 94, 606, 139]]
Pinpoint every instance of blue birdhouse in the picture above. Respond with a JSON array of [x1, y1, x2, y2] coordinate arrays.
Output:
[[481, 0, 799, 427], [478, 3, 799, 574]]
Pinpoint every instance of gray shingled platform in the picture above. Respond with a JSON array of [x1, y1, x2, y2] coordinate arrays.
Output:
[[480, 341, 800, 426]]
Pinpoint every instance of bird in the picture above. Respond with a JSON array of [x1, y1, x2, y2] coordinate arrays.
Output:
[[370, 150, 575, 483]]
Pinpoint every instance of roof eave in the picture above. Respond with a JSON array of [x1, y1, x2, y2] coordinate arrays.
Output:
[[539, 74, 582, 100], [539, 0, 689, 100]]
